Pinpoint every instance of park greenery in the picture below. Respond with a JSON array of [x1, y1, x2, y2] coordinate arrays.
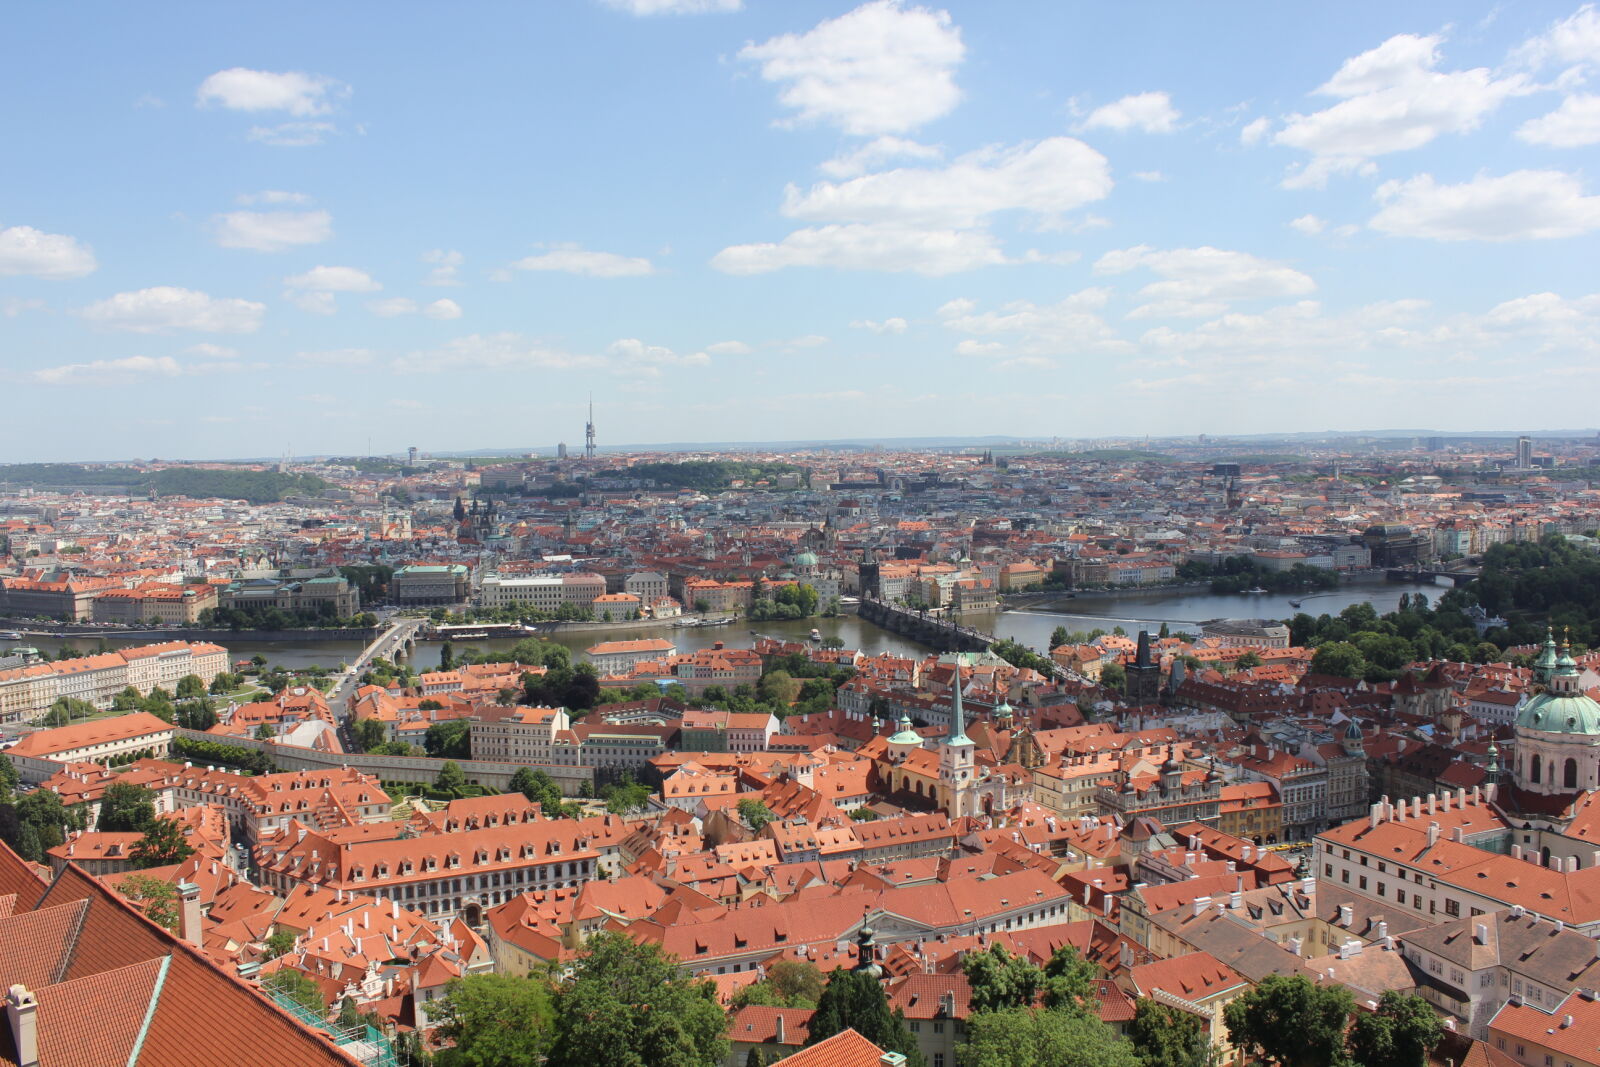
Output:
[[201, 603, 378, 631], [0, 464, 329, 503], [1179, 556, 1341, 596], [1224, 975, 1439, 1067]]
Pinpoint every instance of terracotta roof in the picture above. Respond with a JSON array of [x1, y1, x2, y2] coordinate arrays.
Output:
[[772, 1028, 891, 1067]]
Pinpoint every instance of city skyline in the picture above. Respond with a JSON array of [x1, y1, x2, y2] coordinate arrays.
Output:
[[4, 1, 1600, 461]]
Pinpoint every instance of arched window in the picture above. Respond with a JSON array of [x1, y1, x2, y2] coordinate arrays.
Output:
[[1531, 756, 1542, 783], [1549, 760, 1558, 787], [1565, 758, 1579, 789]]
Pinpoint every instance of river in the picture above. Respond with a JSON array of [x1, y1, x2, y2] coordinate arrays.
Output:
[[14, 576, 1444, 672]]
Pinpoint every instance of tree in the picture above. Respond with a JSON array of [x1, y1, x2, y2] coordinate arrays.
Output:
[[97, 781, 156, 832], [604, 776, 652, 815], [435, 761, 468, 797], [432, 974, 555, 1067], [130, 816, 195, 869], [1233, 651, 1263, 671], [255, 723, 275, 740], [737, 798, 775, 832], [1050, 626, 1071, 650], [509, 767, 564, 814], [1128, 999, 1214, 1067], [962, 942, 1042, 1014], [264, 928, 297, 960], [1100, 662, 1126, 690], [806, 969, 924, 1067], [335, 996, 367, 1033], [419, 698, 445, 711], [728, 960, 825, 1010], [546, 932, 728, 1067], [1309, 641, 1366, 681], [1345, 991, 1442, 1067], [116, 873, 180, 932], [266, 969, 327, 1019], [1041, 945, 1099, 1015], [440, 640, 455, 671], [425, 719, 472, 759], [352, 717, 387, 752], [176, 674, 207, 699], [1223, 973, 1354, 1067], [959, 1007, 1140, 1067]]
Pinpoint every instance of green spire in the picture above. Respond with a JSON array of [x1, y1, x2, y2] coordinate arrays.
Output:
[[948, 652, 971, 746], [888, 713, 922, 746], [1534, 627, 1559, 685]]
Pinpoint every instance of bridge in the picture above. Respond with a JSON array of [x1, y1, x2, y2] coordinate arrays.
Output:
[[858, 597, 1096, 687], [1385, 565, 1481, 586], [327, 616, 425, 713]]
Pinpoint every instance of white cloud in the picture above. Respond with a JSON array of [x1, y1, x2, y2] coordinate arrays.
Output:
[[1095, 245, 1315, 318], [236, 190, 310, 205], [1275, 34, 1530, 188], [369, 297, 419, 317], [712, 222, 1009, 275], [297, 348, 375, 365], [185, 343, 238, 360], [421, 248, 464, 285], [284, 265, 381, 292], [0, 225, 97, 279], [510, 245, 655, 277], [392, 333, 605, 374], [79, 287, 265, 333], [196, 68, 345, 116], [851, 316, 908, 333], [1517, 92, 1600, 147], [29, 355, 183, 386], [1081, 91, 1181, 134], [214, 210, 332, 252], [1513, 4, 1600, 69], [785, 334, 830, 348], [781, 137, 1113, 229], [936, 287, 1130, 359], [1240, 117, 1271, 146], [820, 136, 943, 178], [289, 292, 337, 315], [424, 298, 463, 320], [599, 0, 741, 12], [705, 340, 752, 355], [1132, 170, 1165, 182], [247, 122, 338, 147], [1289, 214, 1327, 235], [609, 338, 711, 374], [739, 0, 965, 136], [3, 297, 46, 317], [1369, 170, 1600, 240]]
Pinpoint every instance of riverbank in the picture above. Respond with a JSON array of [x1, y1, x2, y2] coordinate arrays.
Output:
[[0, 621, 379, 643]]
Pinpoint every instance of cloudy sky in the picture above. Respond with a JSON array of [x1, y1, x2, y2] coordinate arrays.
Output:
[[3, 1, 1599, 460]]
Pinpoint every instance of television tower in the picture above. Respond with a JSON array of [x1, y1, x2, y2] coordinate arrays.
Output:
[[584, 396, 596, 460]]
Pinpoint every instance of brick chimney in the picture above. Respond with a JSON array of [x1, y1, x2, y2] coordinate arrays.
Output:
[[6, 984, 38, 1067]]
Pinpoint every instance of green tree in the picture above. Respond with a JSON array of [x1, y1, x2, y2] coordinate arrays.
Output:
[[116, 873, 180, 932], [509, 767, 564, 814], [266, 969, 327, 1019], [1128, 999, 1214, 1067], [730, 960, 825, 1010], [1345, 991, 1442, 1067], [130, 816, 195, 869], [1233, 651, 1263, 671], [435, 761, 469, 797], [806, 969, 924, 1067], [352, 717, 387, 752], [335, 996, 366, 1032], [1309, 641, 1366, 681], [255, 723, 275, 740], [604, 776, 652, 815], [97, 781, 157, 832], [962, 942, 1042, 1014], [425, 719, 472, 759], [176, 674, 207, 699], [264, 928, 297, 960], [546, 932, 728, 1067], [439, 640, 455, 671], [1223, 973, 1354, 1067], [1041, 945, 1099, 1014], [432, 974, 555, 1067], [1100, 662, 1126, 690], [959, 1007, 1140, 1067], [737, 798, 776, 832]]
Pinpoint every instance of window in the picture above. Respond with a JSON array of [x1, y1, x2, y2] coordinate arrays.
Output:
[[1445, 899, 1459, 917]]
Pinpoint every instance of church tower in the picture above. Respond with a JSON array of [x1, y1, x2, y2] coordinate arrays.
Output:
[[940, 654, 978, 819], [1512, 630, 1600, 797]]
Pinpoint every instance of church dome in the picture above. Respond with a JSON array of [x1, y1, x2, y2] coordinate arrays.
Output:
[[791, 550, 819, 568], [1516, 690, 1600, 735], [888, 714, 923, 746]]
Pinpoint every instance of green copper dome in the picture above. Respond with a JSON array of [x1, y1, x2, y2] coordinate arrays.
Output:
[[791, 550, 819, 567], [888, 714, 923, 746], [1516, 691, 1600, 734]]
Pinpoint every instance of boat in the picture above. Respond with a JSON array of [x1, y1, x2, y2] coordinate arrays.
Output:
[[0, 632, 19, 641], [1245, 587, 1268, 595], [809, 628, 822, 641], [701, 617, 733, 627], [1288, 599, 1302, 609]]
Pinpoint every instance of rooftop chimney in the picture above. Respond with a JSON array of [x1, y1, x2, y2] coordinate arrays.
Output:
[[1193, 895, 1213, 918], [775, 1014, 786, 1045], [1473, 923, 1488, 945], [177, 881, 203, 947], [1338, 940, 1362, 960], [6, 985, 38, 1067], [1338, 905, 1353, 927]]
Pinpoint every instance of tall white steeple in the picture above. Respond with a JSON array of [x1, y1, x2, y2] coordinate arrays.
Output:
[[940, 652, 977, 818]]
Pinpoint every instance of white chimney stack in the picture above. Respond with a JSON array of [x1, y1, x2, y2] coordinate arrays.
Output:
[[5, 985, 38, 1067]]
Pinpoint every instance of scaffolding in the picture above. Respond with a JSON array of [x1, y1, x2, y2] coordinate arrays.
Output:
[[266, 987, 401, 1067]]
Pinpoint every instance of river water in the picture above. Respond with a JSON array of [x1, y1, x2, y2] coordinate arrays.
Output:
[[14, 577, 1439, 672]]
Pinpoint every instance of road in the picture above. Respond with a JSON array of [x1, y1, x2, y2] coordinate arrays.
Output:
[[326, 617, 425, 720]]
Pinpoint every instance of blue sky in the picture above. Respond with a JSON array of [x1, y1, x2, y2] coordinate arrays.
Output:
[[3, 0, 1598, 460]]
